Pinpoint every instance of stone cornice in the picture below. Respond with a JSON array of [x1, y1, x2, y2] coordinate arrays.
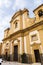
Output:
[[10, 8, 29, 23], [4, 28, 10, 31], [23, 20, 43, 32], [2, 30, 24, 41], [2, 20, 43, 41]]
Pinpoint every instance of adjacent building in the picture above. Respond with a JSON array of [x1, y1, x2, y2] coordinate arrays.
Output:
[[1, 4, 43, 63], [0, 43, 2, 57]]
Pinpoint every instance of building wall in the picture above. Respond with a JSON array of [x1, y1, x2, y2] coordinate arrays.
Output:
[[0, 43, 2, 57], [2, 4, 43, 63]]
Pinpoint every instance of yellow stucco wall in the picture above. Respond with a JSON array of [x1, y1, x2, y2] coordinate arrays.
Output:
[[1, 4, 43, 62]]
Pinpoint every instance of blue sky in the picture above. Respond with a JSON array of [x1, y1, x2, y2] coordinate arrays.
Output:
[[0, 0, 43, 42]]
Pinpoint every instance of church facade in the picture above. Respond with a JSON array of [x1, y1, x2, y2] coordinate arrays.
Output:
[[1, 4, 43, 63]]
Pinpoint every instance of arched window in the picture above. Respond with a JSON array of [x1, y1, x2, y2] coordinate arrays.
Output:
[[31, 34, 38, 41], [38, 9, 43, 17], [15, 22, 18, 28], [13, 20, 18, 29]]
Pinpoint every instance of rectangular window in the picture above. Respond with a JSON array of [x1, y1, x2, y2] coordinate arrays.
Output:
[[29, 30, 41, 45], [15, 22, 18, 28], [31, 34, 38, 41]]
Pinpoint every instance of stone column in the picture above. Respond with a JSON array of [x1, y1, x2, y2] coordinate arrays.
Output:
[[24, 36, 27, 54], [18, 37, 24, 62], [40, 45, 43, 64], [18, 37, 24, 54], [40, 45, 43, 53], [10, 40, 13, 61]]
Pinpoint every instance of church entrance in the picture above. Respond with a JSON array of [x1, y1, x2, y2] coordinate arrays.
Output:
[[14, 45, 18, 61], [34, 50, 41, 62]]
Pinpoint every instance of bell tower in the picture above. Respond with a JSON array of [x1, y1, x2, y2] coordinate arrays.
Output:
[[33, 4, 43, 23]]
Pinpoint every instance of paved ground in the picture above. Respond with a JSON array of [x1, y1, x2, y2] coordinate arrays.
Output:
[[1, 61, 41, 65], [2, 62, 30, 65]]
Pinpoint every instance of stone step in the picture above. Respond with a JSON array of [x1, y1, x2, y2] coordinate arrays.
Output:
[[32, 63, 41, 65], [2, 62, 41, 65]]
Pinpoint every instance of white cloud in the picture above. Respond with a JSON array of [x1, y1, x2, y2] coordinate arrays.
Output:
[[0, 9, 4, 16], [0, 15, 11, 41], [0, 15, 11, 28], [0, 0, 4, 7], [34, 0, 42, 7], [4, 0, 12, 8], [0, 0, 12, 8], [12, 0, 27, 11], [0, 0, 12, 41]]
